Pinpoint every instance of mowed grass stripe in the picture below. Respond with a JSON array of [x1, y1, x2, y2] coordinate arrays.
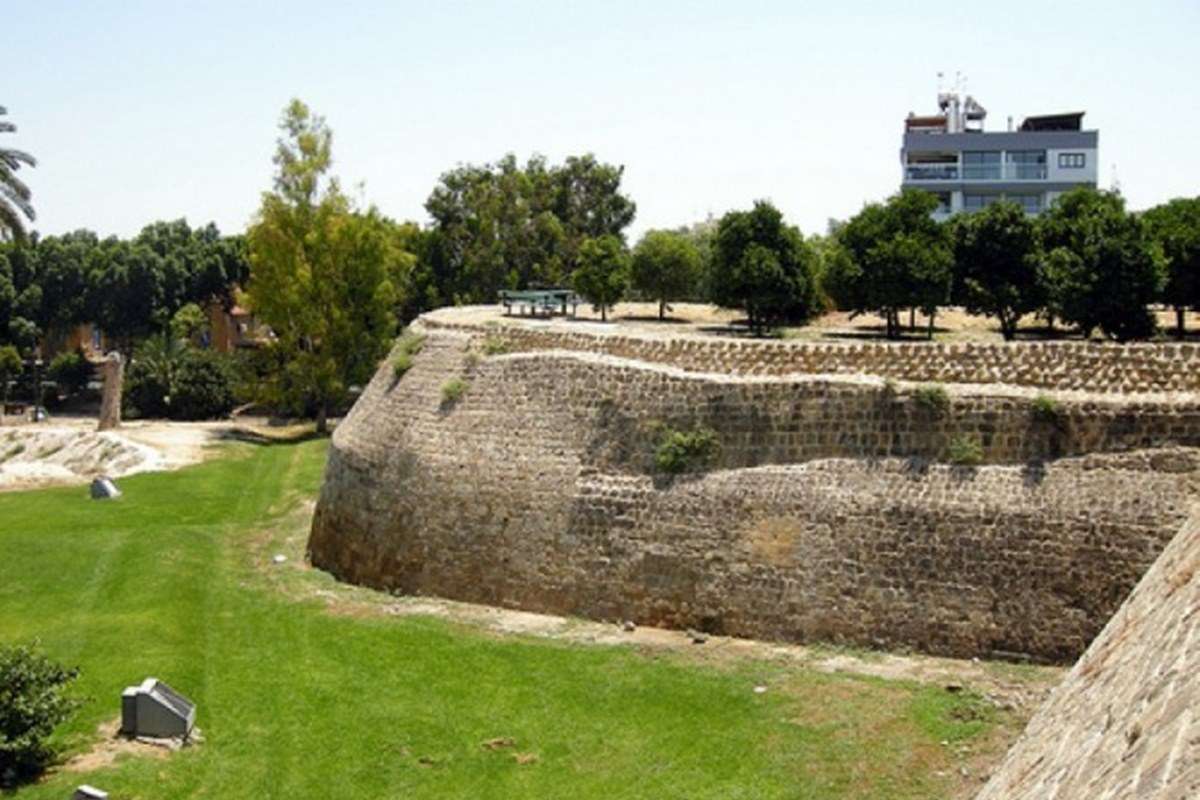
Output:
[[1, 439, 995, 799]]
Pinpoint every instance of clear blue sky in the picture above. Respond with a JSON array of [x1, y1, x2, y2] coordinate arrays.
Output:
[[8, 0, 1198, 240]]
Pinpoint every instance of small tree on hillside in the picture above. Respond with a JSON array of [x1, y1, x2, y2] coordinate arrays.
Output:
[[1038, 188, 1165, 341], [709, 201, 820, 334], [247, 99, 402, 432], [572, 234, 628, 322], [827, 190, 952, 339], [630, 230, 703, 319], [1144, 196, 1200, 338], [951, 200, 1043, 340]]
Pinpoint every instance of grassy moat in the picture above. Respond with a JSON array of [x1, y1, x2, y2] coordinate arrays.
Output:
[[0, 439, 1051, 799]]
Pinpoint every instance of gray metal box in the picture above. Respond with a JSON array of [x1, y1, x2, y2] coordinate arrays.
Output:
[[119, 678, 195, 739]]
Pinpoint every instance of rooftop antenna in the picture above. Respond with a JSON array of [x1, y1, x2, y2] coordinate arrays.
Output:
[[937, 71, 945, 93]]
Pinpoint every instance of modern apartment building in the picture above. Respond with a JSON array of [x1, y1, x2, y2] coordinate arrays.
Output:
[[900, 90, 1098, 219]]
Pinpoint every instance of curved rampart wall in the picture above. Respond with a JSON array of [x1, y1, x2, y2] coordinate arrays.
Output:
[[310, 316, 1200, 662]]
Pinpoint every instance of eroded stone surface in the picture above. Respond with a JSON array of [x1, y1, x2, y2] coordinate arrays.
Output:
[[975, 505, 1200, 799]]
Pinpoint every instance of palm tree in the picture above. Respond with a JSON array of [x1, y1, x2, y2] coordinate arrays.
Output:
[[0, 106, 36, 241]]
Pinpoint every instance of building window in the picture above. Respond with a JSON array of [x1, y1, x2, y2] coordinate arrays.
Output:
[[1058, 152, 1086, 169], [1008, 193, 1043, 214], [963, 151, 1001, 180], [1006, 150, 1047, 179], [963, 194, 1000, 211]]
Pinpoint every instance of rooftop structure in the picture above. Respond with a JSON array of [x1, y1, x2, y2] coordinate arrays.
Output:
[[900, 86, 1098, 219]]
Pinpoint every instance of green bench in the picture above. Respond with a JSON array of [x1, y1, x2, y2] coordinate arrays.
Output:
[[498, 289, 580, 318]]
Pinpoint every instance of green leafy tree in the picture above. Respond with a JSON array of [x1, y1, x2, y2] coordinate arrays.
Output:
[[0, 106, 36, 242], [709, 200, 821, 333], [1038, 188, 1165, 341], [246, 99, 401, 432], [828, 190, 953, 339], [424, 153, 635, 305], [1143, 197, 1200, 338], [951, 200, 1043, 340], [571, 234, 629, 321], [630, 230, 703, 319], [0, 642, 81, 784], [0, 343, 20, 408], [170, 302, 208, 343]]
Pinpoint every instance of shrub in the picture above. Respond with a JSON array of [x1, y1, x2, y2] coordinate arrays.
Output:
[[47, 350, 92, 396], [0, 642, 82, 784], [1031, 394, 1061, 423], [946, 434, 983, 466], [482, 336, 510, 356], [912, 384, 950, 416], [441, 377, 469, 404], [655, 426, 720, 474], [392, 330, 426, 379], [125, 345, 236, 420], [170, 349, 236, 420]]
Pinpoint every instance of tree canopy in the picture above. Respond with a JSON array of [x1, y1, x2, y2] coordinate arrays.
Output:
[[1038, 188, 1165, 341], [951, 200, 1042, 340], [571, 234, 629, 322], [0, 106, 36, 242], [1143, 196, 1200, 337], [709, 201, 820, 333], [630, 229, 703, 319], [422, 153, 635, 309], [246, 99, 405, 432], [826, 189, 953, 339]]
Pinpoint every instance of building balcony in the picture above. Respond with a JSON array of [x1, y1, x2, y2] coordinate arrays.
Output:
[[904, 163, 1048, 181]]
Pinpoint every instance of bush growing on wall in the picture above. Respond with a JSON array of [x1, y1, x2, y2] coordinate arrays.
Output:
[[0, 642, 82, 784], [440, 377, 469, 404], [654, 426, 720, 474], [912, 384, 950, 417]]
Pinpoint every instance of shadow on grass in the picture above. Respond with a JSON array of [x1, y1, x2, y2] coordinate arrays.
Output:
[[615, 314, 692, 325], [217, 425, 329, 446]]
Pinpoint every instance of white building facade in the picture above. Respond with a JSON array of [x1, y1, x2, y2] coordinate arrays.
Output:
[[900, 92, 1098, 219]]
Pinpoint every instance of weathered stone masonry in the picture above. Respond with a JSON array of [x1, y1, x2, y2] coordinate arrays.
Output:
[[310, 310, 1200, 662]]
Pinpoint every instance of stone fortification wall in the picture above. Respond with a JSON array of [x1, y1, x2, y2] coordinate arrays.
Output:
[[310, 316, 1200, 661], [975, 503, 1200, 799], [421, 308, 1200, 394]]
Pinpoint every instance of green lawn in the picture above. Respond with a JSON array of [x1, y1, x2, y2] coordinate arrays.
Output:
[[0, 439, 998, 799]]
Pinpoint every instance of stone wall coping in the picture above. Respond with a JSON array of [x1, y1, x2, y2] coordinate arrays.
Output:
[[420, 306, 1200, 356], [474, 347, 1200, 406]]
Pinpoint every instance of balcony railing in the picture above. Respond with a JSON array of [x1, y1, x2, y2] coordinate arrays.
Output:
[[904, 164, 958, 180], [904, 163, 1048, 181]]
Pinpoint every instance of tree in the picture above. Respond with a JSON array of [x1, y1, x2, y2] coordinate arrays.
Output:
[[1038, 188, 1165, 341], [571, 234, 629, 322], [630, 230, 703, 319], [246, 99, 401, 432], [423, 153, 635, 305], [0, 344, 19, 410], [951, 200, 1043, 340], [1144, 197, 1200, 338], [0, 107, 36, 242], [828, 190, 953, 339], [709, 201, 821, 334]]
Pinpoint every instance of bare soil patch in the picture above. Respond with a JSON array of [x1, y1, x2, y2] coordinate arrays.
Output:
[[60, 718, 196, 774]]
